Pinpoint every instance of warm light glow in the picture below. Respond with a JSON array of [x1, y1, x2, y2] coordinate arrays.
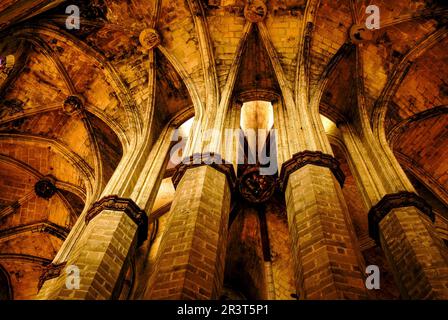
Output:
[[320, 114, 336, 133], [151, 178, 175, 213], [240, 101, 274, 131], [178, 117, 194, 138]]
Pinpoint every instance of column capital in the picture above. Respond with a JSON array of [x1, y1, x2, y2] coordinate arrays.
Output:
[[85, 195, 148, 246], [368, 191, 434, 243], [172, 153, 237, 190], [238, 165, 277, 204], [279, 151, 345, 191], [38, 262, 66, 290]]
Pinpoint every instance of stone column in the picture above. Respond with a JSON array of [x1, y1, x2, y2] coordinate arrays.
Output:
[[36, 124, 175, 300], [272, 99, 293, 169], [280, 151, 367, 299], [36, 126, 175, 300], [371, 194, 448, 299], [340, 123, 448, 299], [146, 157, 235, 299], [36, 31, 172, 299], [37, 196, 147, 300]]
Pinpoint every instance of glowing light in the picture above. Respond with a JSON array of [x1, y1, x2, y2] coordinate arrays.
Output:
[[178, 117, 194, 138], [240, 101, 274, 131], [151, 178, 175, 213], [320, 114, 336, 133]]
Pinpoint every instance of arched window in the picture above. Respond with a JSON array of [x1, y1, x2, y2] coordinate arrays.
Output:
[[238, 100, 277, 202], [0, 264, 12, 300]]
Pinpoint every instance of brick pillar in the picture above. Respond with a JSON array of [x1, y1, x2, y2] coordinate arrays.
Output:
[[369, 192, 448, 299], [280, 151, 367, 299], [146, 158, 234, 299], [36, 196, 148, 300], [340, 124, 448, 299]]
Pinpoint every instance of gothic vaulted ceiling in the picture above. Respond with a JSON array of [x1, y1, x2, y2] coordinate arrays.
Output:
[[0, 0, 447, 299]]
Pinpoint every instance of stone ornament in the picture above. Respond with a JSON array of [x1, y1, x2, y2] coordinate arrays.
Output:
[[239, 165, 276, 204], [62, 95, 84, 116], [349, 24, 374, 44], [244, 0, 268, 23], [85, 195, 148, 246], [139, 28, 161, 50], [279, 150, 345, 191], [34, 176, 57, 200], [368, 191, 434, 243]]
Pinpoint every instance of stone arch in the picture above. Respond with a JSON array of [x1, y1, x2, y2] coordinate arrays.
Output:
[[0, 264, 12, 300]]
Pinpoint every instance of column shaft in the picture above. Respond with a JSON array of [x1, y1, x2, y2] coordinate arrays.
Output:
[[147, 165, 232, 299], [378, 206, 448, 299], [285, 164, 366, 299], [37, 197, 147, 300], [340, 123, 448, 299]]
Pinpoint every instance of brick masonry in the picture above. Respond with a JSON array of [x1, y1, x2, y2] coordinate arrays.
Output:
[[379, 206, 448, 299], [1, 0, 447, 301], [37, 210, 139, 300], [265, 201, 296, 300], [284, 164, 367, 299], [147, 166, 231, 299]]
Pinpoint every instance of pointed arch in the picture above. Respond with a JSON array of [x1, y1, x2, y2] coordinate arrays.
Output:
[[0, 263, 12, 300]]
